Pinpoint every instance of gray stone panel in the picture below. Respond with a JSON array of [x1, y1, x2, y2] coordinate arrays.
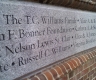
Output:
[[0, 1, 96, 80]]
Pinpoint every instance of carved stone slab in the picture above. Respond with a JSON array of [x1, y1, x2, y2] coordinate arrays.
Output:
[[0, 1, 96, 80]]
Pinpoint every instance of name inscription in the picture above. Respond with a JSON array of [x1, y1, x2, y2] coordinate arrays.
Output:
[[0, 1, 96, 80]]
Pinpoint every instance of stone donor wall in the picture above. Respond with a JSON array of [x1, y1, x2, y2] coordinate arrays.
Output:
[[0, 1, 96, 80]]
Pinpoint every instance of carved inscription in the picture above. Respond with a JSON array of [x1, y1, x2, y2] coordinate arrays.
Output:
[[0, 2, 96, 80]]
